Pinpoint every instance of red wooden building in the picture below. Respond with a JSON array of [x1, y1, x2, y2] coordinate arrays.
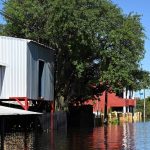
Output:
[[84, 91, 136, 116]]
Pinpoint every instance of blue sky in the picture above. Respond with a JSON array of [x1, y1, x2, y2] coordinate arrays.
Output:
[[112, 0, 150, 72], [0, 1, 4, 24]]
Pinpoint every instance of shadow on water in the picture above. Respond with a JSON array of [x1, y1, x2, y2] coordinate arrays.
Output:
[[1, 115, 150, 150], [0, 121, 137, 150], [0, 115, 42, 150]]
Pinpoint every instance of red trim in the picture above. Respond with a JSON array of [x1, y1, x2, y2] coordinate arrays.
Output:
[[51, 102, 55, 113], [50, 102, 54, 130], [9, 97, 29, 110]]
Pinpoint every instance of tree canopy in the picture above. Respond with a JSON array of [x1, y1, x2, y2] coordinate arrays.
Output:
[[1, 0, 150, 108]]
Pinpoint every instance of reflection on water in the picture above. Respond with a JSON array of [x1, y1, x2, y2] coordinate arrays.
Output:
[[4, 132, 33, 150], [1, 122, 150, 150]]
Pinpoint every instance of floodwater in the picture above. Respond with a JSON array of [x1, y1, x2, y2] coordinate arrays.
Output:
[[1, 122, 150, 150]]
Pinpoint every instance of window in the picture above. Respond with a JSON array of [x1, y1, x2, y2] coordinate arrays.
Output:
[[38, 60, 44, 98], [0, 66, 5, 96]]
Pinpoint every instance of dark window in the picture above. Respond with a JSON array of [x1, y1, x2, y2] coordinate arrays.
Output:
[[38, 60, 44, 97], [0, 66, 5, 96]]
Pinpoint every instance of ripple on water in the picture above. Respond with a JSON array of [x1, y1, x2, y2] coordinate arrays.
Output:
[[1, 122, 150, 150]]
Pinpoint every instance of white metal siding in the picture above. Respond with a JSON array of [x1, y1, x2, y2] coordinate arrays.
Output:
[[27, 42, 54, 101], [0, 36, 27, 98]]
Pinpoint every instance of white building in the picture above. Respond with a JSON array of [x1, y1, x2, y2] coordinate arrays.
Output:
[[0, 36, 54, 101]]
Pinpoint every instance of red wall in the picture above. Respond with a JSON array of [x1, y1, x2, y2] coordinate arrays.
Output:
[[84, 92, 136, 112]]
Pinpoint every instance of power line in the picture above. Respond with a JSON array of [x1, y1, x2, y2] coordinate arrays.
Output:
[[0, 0, 22, 25], [0, 1, 43, 28], [1, 0, 23, 14], [0, 0, 7, 5], [0, 0, 47, 43], [0, 0, 27, 26], [0, 9, 24, 26]]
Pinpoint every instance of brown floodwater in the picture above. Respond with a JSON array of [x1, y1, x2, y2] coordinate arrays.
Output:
[[1, 122, 150, 150]]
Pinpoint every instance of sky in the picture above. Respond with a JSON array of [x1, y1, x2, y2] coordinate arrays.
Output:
[[111, 0, 150, 98], [112, 0, 150, 71], [0, 1, 4, 24], [0, 0, 150, 97]]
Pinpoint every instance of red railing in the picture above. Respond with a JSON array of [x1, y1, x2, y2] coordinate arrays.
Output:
[[9, 97, 29, 110]]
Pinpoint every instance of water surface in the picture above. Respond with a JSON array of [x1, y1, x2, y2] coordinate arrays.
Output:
[[1, 122, 150, 150]]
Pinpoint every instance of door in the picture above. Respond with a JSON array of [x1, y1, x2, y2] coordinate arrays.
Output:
[[0, 66, 5, 96], [38, 60, 45, 98]]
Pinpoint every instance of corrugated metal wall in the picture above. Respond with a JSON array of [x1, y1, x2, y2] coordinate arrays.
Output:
[[27, 42, 54, 101], [0, 36, 27, 98], [0, 36, 54, 100]]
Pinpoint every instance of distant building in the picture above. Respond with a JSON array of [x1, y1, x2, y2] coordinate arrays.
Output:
[[84, 88, 136, 115], [0, 36, 54, 109]]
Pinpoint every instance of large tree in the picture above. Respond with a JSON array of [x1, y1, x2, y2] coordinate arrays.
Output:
[[0, 24, 5, 35], [1, 0, 150, 108]]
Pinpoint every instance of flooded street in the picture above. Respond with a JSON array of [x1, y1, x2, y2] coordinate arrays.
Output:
[[1, 121, 150, 150]]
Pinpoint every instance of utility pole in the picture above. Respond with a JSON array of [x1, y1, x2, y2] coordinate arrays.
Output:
[[143, 89, 146, 122]]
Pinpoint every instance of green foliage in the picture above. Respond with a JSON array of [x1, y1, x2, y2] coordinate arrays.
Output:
[[1, 0, 150, 106], [0, 24, 5, 35], [131, 70, 150, 90], [110, 118, 119, 125], [3, 0, 47, 40], [136, 99, 144, 114], [136, 97, 150, 119]]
